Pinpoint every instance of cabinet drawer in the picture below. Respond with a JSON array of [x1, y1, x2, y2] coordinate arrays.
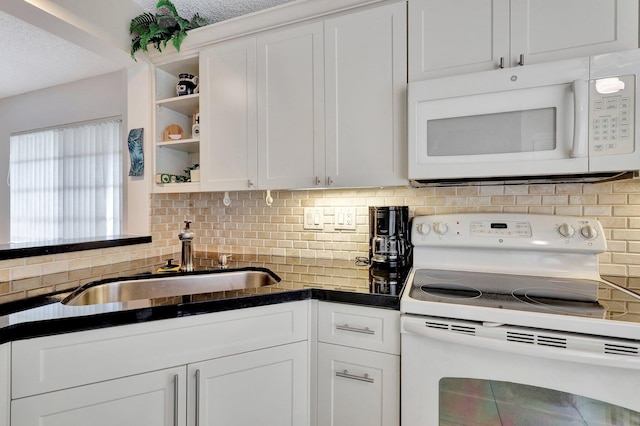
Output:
[[317, 302, 399, 354], [317, 342, 399, 426], [12, 300, 308, 399]]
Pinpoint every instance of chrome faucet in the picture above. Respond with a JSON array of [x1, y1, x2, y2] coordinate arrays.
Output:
[[178, 220, 194, 272]]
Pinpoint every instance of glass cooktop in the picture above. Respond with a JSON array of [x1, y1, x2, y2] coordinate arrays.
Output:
[[407, 269, 640, 322]]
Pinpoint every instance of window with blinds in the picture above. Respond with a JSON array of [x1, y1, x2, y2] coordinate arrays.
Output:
[[9, 119, 123, 243]]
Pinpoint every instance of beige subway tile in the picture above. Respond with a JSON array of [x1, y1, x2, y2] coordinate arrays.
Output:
[[569, 195, 596, 205], [613, 205, 640, 216], [480, 186, 504, 196], [583, 182, 613, 194], [613, 180, 640, 193], [555, 184, 582, 194], [528, 185, 555, 195], [503, 206, 528, 213], [490, 195, 515, 205], [554, 206, 582, 216], [528, 206, 554, 214], [599, 264, 627, 276], [516, 195, 541, 205], [598, 194, 627, 205], [583, 206, 612, 217], [541, 195, 568, 205], [504, 186, 529, 195]]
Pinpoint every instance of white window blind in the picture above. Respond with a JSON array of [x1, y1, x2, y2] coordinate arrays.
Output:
[[9, 119, 123, 243]]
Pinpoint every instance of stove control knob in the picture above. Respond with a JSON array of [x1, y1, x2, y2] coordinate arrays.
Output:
[[580, 225, 598, 240], [416, 223, 430, 235], [557, 223, 575, 238], [433, 222, 449, 235]]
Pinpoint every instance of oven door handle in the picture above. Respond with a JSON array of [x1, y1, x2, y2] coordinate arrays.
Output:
[[403, 321, 640, 369]]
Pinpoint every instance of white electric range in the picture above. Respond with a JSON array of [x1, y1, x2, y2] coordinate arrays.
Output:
[[400, 213, 640, 426]]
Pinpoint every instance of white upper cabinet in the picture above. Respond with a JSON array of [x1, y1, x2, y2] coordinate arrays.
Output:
[[409, 0, 510, 81], [324, 1, 407, 188], [257, 22, 325, 190], [200, 38, 258, 191], [510, 0, 639, 65], [199, 2, 407, 191], [409, 0, 639, 81]]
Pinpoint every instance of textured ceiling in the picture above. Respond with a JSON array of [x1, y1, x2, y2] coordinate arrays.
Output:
[[132, 0, 294, 25], [0, 11, 122, 99], [1, 0, 294, 100]]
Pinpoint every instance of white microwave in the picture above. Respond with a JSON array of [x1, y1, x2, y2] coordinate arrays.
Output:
[[408, 49, 640, 186]]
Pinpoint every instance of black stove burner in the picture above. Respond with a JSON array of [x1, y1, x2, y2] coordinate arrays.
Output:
[[420, 283, 482, 299], [511, 288, 606, 316]]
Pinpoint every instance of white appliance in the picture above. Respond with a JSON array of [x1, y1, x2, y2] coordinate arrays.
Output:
[[408, 49, 640, 186], [400, 213, 640, 425]]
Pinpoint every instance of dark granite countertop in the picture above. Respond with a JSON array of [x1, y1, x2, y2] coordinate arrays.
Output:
[[0, 254, 408, 344]]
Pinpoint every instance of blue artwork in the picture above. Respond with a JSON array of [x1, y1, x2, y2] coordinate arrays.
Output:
[[128, 128, 144, 176]]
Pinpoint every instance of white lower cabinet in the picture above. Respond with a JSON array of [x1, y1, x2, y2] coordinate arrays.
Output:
[[316, 302, 400, 426], [189, 341, 308, 426], [317, 343, 399, 426], [1, 343, 9, 426], [11, 366, 187, 426]]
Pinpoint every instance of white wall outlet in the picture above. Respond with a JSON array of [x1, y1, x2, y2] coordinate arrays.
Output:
[[334, 207, 356, 231], [303, 207, 324, 230]]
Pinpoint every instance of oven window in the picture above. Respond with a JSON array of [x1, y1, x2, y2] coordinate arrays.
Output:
[[427, 108, 556, 156], [439, 377, 639, 425]]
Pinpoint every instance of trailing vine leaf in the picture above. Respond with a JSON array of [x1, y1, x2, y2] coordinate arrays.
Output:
[[129, 0, 208, 60]]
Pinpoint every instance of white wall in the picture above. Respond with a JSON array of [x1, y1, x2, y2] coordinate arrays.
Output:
[[0, 71, 126, 244]]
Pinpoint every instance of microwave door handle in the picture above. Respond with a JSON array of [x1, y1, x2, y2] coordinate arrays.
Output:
[[571, 79, 589, 158], [402, 321, 640, 370]]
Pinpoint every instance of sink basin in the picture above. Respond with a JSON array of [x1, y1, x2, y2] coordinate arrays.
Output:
[[62, 268, 280, 306]]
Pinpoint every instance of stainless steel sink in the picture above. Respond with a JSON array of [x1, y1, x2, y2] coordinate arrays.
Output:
[[62, 268, 279, 306]]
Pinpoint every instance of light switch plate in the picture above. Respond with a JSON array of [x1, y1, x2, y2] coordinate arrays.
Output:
[[334, 207, 356, 231], [303, 207, 324, 230]]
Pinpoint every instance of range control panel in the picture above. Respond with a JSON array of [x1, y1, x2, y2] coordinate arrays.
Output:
[[412, 213, 606, 254]]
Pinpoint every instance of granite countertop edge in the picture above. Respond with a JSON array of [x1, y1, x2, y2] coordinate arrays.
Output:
[[0, 286, 401, 345]]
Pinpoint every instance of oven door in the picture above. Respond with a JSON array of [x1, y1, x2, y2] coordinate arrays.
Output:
[[408, 58, 590, 181], [401, 315, 640, 425]]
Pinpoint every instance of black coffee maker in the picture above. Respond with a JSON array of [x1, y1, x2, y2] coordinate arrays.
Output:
[[369, 206, 411, 268]]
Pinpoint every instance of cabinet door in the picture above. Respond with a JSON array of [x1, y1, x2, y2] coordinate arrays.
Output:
[[189, 341, 308, 426], [200, 38, 258, 191], [324, 2, 408, 188], [11, 366, 187, 426], [317, 343, 399, 426], [510, 0, 638, 66], [257, 22, 325, 190], [0, 343, 8, 426], [408, 0, 510, 81]]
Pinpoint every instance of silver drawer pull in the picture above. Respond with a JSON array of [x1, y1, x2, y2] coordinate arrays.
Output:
[[336, 369, 374, 384], [336, 324, 375, 335]]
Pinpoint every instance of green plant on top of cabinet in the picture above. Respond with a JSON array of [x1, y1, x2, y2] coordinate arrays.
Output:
[[154, 55, 201, 193], [409, 0, 639, 81]]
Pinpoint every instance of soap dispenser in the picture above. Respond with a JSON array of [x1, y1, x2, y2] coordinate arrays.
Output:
[[178, 220, 194, 272]]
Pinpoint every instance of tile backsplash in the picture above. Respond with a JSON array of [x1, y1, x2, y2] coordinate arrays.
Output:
[[3, 179, 640, 300]]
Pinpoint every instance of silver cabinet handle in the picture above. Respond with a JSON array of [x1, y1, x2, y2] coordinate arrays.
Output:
[[336, 369, 374, 384], [173, 374, 179, 426], [335, 324, 375, 335], [498, 57, 505, 69], [518, 53, 525, 66], [248, 179, 254, 188], [195, 369, 201, 426], [315, 176, 321, 186], [327, 176, 333, 186]]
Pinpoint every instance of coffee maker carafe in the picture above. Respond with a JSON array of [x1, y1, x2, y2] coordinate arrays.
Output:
[[369, 206, 411, 268]]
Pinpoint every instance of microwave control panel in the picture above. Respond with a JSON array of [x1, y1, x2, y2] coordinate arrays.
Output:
[[589, 74, 635, 156]]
